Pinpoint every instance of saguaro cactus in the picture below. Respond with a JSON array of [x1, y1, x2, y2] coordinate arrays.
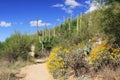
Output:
[[36, 19, 39, 37], [53, 28, 56, 37], [44, 24, 47, 37], [77, 15, 79, 34], [49, 29, 51, 41], [80, 13, 82, 32], [68, 17, 71, 38], [88, 13, 92, 27], [76, 13, 82, 35], [36, 19, 44, 54]]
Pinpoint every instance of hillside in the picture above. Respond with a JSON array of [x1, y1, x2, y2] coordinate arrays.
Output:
[[0, 0, 120, 80]]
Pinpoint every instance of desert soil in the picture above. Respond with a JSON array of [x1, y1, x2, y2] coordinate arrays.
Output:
[[17, 59, 53, 80]]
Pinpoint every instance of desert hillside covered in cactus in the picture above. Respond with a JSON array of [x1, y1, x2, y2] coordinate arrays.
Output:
[[0, 0, 120, 80]]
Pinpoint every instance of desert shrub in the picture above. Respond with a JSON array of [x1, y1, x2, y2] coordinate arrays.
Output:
[[109, 48, 120, 69], [0, 42, 4, 56], [101, 2, 120, 46], [65, 47, 90, 77], [88, 39, 120, 70], [88, 39, 110, 64], [43, 37, 53, 56], [46, 47, 70, 79], [0, 42, 3, 51], [35, 36, 57, 58], [2, 32, 34, 62], [34, 41, 43, 58], [46, 42, 92, 79]]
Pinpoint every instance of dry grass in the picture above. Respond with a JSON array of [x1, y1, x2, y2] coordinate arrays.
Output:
[[0, 60, 32, 80], [98, 67, 120, 80], [65, 66, 120, 80], [88, 67, 120, 80]]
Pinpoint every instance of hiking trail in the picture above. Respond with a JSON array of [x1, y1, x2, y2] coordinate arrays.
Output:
[[16, 59, 53, 80]]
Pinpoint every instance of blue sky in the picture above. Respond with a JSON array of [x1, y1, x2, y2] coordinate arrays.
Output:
[[0, 0, 98, 42]]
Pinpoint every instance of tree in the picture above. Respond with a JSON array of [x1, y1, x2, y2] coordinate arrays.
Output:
[[107, 0, 120, 3], [101, 2, 120, 46], [2, 32, 33, 62]]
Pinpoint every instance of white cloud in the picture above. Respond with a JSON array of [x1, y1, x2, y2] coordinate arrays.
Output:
[[61, 7, 73, 14], [52, 4, 64, 7], [85, 1, 100, 13], [85, 0, 91, 5], [30, 20, 51, 27], [65, 0, 80, 8], [0, 21, 11, 27], [52, 0, 81, 14]]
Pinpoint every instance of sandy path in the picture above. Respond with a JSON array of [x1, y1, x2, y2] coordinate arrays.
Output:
[[17, 60, 53, 80]]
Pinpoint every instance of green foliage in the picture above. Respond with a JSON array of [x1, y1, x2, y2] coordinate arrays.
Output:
[[1, 2, 120, 79], [107, 0, 120, 3], [43, 37, 53, 51], [35, 41, 42, 57], [101, 2, 120, 46], [0, 42, 2, 49], [1, 32, 34, 62], [96, 0, 120, 5], [45, 2, 120, 79], [35, 35, 59, 57], [0, 42, 4, 54]]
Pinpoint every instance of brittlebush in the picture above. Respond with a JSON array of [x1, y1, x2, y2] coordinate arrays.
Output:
[[88, 39, 120, 67], [46, 47, 70, 79]]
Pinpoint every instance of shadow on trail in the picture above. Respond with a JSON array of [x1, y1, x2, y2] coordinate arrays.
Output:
[[35, 61, 46, 64], [34, 59, 46, 64]]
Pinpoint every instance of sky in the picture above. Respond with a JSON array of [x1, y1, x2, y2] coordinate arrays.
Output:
[[0, 0, 99, 42]]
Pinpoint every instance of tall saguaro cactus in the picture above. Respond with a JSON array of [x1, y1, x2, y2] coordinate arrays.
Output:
[[76, 13, 82, 35], [88, 13, 92, 27], [36, 19, 39, 37], [44, 24, 47, 37], [49, 29, 51, 41], [36, 19, 44, 54], [77, 15, 79, 34], [42, 30, 44, 41], [80, 13, 82, 32], [54, 27, 56, 37], [63, 16, 66, 24], [68, 17, 71, 38]]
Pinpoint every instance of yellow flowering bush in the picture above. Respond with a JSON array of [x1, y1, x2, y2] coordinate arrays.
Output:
[[88, 39, 120, 68], [46, 47, 70, 79], [111, 48, 120, 60], [88, 39, 110, 64]]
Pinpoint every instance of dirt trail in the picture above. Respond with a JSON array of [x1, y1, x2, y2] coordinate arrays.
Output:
[[17, 60, 53, 80]]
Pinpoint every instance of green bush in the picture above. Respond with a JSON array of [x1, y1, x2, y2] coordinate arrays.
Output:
[[35, 36, 57, 58], [101, 2, 120, 46], [1, 32, 34, 62]]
